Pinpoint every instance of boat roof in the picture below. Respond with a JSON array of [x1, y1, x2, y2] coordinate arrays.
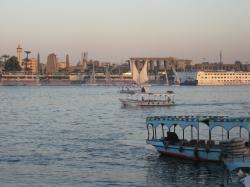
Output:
[[146, 116, 250, 131]]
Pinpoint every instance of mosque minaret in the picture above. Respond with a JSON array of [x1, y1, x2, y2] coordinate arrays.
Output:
[[17, 44, 23, 67]]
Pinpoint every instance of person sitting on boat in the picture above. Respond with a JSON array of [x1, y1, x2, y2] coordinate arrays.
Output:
[[167, 97, 171, 103], [164, 131, 179, 144], [141, 87, 146, 93]]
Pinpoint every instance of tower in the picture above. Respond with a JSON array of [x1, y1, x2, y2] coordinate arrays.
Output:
[[37, 53, 40, 74], [219, 51, 222, 63], [46, 53, 58, 74], [17, 44, 22, 67], [66, 54, 70, 73], [83, 52, 88, 61]]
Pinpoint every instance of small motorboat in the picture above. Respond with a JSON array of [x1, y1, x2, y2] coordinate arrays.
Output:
[[146, 116, 250, 164], [119, 91, 175, 107]]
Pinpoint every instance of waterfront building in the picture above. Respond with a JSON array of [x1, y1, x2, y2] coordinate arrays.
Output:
[[57, 60, 66, 70], [197, 71, 250, 85], [27, 58, 38, 74], [193, 61, 250, 72], [46, 53, 58, 75], [129, 57, 192, 72], [129, 57, 192, 84], [16, 44, 22, 68]]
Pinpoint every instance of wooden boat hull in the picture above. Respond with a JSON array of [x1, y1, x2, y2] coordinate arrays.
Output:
[[147, 140, 222, 162], [120, 99, 175, 107]]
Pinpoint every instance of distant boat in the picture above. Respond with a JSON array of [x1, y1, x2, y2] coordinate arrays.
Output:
[[180, 72, 197, 86], [180, 79, 198, 86], [119, 91, 175, 107]]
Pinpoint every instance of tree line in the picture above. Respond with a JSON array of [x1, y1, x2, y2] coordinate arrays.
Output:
[[0, 55, 21, 72]]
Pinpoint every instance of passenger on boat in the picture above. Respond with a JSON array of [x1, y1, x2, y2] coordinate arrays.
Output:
[[164, 132, 179, 144], [167, 97, 171, 103], [141, 87, 146, 93]]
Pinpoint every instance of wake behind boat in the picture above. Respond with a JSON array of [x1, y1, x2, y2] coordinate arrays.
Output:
[[119, 90, 175, 107]]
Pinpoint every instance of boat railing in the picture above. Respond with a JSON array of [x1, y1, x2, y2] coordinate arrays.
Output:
[[152, 137, 221, 149]]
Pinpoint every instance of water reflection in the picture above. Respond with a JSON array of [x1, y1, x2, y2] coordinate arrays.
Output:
[[146, 154, 227, 187], [0, 86, 250, 186]]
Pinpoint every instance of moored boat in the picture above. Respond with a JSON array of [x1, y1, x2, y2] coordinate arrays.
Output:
[[146, 116, 250, 165]]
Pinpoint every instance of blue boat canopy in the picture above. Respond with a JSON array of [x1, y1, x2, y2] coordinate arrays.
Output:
[[146, 116, 250, 132]]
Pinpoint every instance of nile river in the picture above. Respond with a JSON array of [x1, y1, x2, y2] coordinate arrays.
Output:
[[0, 86, 250, 186]]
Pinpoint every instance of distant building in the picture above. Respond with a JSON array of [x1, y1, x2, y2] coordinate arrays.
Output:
[[176, 59, 192, 71], [17, 44, 22, 68], [27, 58, 38, 74], [46, 53, 58, 74], [57, 61, 66, 70], [129, 57, 192, 73]]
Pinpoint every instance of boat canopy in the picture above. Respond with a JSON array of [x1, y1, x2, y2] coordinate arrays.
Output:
[[146, 116, 250, 132]]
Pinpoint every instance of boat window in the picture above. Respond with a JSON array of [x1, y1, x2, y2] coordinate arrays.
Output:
[[147, 124, 154, 140]]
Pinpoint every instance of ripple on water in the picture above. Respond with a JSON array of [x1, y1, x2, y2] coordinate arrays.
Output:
[[0, 86, 249, 186]]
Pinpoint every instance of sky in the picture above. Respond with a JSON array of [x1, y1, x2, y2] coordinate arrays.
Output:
[[0, 0, 250, 64]]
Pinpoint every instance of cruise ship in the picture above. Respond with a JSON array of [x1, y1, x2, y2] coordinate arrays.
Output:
[[197, 71, 250, 86]]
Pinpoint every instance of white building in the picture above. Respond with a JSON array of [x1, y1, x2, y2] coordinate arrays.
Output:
[[197, 71, 250, 85]]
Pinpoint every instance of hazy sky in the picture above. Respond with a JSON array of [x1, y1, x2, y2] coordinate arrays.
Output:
[[0, 0, 250, 64]]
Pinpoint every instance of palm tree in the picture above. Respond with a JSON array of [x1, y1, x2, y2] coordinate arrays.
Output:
[[0, 55, 10, 72], [2, 54, 10, 62]]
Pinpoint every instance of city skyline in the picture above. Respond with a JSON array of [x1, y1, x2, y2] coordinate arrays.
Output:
[[1, 0, 250, 64]]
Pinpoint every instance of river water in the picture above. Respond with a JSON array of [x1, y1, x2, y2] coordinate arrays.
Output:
[[0, 86, 250, 186]]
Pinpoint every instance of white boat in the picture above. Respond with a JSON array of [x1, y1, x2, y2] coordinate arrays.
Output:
[[119, 91, 175, 107], [146, 116, 250, 164]]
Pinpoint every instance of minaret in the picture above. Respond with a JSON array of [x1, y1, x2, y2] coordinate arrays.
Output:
[[17, 44, 22, 67], [66, 54, 70, 73], [219, 51, 222, 63], [37, 53, 40, 74]]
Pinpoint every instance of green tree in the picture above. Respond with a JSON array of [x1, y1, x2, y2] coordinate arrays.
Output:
[[4, 56, 21, 72]]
